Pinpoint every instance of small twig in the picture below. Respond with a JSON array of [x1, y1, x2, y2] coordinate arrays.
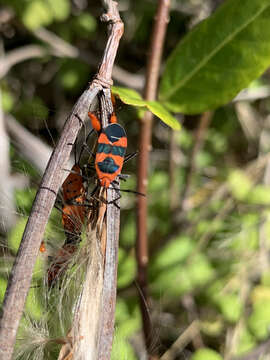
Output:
[[181, 295, 204, 349], [136, 0, 170, 357], [235, 102, 261, 142], [233, 85, 270, 102], [160, 321, 201, 360], [0, 45, 47, 78], [0, 1, 123, 358], [33, 27, 144, 89], [5, 114, 57, 174]]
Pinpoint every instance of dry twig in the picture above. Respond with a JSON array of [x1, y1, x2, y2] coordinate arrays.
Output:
[[160, 321, 201, 360], [136, 0, 170, 357]]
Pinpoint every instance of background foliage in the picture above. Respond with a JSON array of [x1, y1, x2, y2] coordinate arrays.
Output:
[[1, 0, 270, 359]]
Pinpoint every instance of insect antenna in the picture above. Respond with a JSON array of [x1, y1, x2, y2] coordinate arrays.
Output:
[[124, 151, 138, 163], [77, 128, 96, 164]]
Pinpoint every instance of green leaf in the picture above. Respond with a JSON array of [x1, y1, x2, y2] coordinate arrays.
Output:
[[0, 278, 7, 304], [188, 254, 215, 288], [151, 236, 194, 271], [147, 101, 181, 130], [248, 185, 270, 205], [217, 294, 243, 323], [1, 89, 14, 112], [58, 59, 89, 92], [160, 0, 270, 114], [118, 249, 136, 288], [112, 86, 180, 130], [25, 288, 43, 320], [191, 348, 223, 360], [72, 14, 97, 37], [248, 300, 270, 340], [228, 170, 253, 201], [48, 0, 70, 21], [112, 86, 146, 107], [22, 1, 53, 30], [8, 217, 28, 253], [235, 327, 256, 356]]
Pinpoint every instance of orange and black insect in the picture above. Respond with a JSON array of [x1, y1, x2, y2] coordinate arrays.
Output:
[[88, 112, 127, 188], [47, 131, 94, 286]]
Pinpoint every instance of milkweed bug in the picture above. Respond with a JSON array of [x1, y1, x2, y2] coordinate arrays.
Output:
[[95, 122, 127, 188], [87, 109, 145, 208], [47, 129, 96, 286], [88, 112, 127, 188], [61, 162, 85, 243]]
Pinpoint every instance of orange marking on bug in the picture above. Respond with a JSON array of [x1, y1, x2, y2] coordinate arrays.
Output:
[[39, 241, 46, 253], [110, 113, 117, 124], [88, 112, 101, 132]]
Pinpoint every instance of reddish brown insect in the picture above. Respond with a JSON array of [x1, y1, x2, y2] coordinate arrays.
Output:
[[47, 136, 89, 286], [61, 163, 85, 243]]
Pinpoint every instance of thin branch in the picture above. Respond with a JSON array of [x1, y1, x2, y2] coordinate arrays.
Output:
[[33, 27, 144, 89], [160, 321, 201, 360], [59, 2, 124, 359], [136, 0, 170, 357], [97, 4, 124, 353], [0, 45, 47, 78], [0, 0, 123, 358], [181, 295, 204, 349], [0, 27, 142, 88], [233, 85, 270, 102], [5, 114, 55, 174]]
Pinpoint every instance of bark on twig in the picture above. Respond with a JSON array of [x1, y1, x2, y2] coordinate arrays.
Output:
[[136, 0, 170, 357], [0, 1, 123, 358]]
